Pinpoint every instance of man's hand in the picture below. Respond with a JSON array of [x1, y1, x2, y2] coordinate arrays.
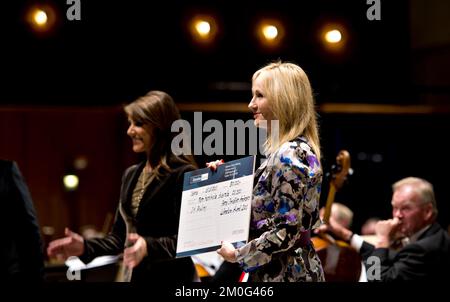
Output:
[[374, 217, 401, 248]]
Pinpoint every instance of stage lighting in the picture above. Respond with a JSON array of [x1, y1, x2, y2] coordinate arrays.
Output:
[[33, 9, 48, 26], [320, 24, 347, 52], [189, 15, 218, 45], [25, 4, 57, 35], [325, 29, 342, 44], [63, 174, 79, 191], [256, 19, 284, 48]]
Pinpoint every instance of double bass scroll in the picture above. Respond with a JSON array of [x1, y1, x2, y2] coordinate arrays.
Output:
[[312, 150, 361, 282]]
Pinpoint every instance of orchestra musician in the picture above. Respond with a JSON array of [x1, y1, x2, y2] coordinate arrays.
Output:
[[317, 177, 450, 281]]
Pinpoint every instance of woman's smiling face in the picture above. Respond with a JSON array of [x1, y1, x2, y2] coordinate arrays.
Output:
[[248, 72, 275, 128], [126, 118, 152, 154]]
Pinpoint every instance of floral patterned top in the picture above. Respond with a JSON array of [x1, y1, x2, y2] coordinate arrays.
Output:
[[235, 136, 325, 281]]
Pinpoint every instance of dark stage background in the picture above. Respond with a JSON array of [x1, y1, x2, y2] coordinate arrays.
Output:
[[1, 0, 449, 244]]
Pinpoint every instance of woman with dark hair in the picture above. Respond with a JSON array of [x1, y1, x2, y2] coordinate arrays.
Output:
[[48, 91, 198, 282]]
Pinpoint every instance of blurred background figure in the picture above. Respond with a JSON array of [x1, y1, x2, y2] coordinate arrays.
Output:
[[318, 177, 450, 281], [361, 217, 380, 236], [0, 160, 44, 281], [320, 202, 354, 229], [80, 225, 105, 240], [359, 217, 381, 246]]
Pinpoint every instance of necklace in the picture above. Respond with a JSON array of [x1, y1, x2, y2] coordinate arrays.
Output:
[[135, 167, 147, 202], [132, 165, 152, 216]]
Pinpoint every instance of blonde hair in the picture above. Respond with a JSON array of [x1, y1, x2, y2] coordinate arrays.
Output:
[[253, 61, 321, 160], [124, 90, 196, 178], [392, 177, 438, 218]]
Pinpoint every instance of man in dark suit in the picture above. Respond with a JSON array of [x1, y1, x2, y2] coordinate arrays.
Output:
[[318, 177, 450, 281], [0, 160, 44, 281]]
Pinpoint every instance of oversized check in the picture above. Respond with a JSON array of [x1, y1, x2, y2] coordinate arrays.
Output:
[[176, 156, 255, 257]]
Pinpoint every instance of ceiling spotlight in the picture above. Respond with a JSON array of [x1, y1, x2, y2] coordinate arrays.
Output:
[[262, 25, 278, 40], [195, 20, 211, 37], [33, 9, 48, 26], [26, 5, 58, 35], [256, 19, 284, 48], [63, 174, 79, 191], [320, 24, 347, 52], [325, 29, 342, 44], [189, 15, 217, 45]]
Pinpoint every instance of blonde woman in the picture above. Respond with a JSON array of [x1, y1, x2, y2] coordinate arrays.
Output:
[[217, 62, 325, 281]]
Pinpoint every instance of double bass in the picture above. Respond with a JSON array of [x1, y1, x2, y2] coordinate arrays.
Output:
[[313, 150, 362, 282]]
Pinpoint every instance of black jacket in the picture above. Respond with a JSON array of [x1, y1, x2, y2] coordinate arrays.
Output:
[[81, 160, 197, 282], [360, 222, 450, 281], [0, 160, 44, 281]]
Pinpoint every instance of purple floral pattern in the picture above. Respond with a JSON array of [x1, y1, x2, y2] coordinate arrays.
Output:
[[236, 136, 324, 281]]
